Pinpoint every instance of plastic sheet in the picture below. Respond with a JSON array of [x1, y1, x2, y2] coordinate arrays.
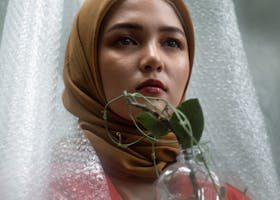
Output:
[[0, 0, 279, 199], [185, 0, 280, 199]]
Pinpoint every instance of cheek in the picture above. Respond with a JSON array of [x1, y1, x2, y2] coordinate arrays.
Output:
[[100, 51, 118, 100], [99, 50, 138, 101], [99, 54, 136, 120], [169, 60, 190, 105], [176, 56, 190, 86]]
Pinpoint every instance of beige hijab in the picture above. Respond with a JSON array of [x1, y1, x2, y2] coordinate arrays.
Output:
[[62, 0, 195, 181]]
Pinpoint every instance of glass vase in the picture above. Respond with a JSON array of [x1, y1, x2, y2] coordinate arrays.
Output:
[[156, 147, 225, 200]]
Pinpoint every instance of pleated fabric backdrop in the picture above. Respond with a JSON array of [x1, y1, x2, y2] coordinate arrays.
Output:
[[0, 0, 279, 199], [185, 1, 280, 199]]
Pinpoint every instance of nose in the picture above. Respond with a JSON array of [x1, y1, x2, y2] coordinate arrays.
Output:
[[139, 42, 163, 73]]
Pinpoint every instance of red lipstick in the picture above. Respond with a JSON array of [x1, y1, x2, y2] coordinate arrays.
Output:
[[136, 79, 166, 95]]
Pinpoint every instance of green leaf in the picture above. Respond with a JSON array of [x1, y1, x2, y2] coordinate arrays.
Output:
[[179, 99, 204, 141], [169, 113, 190, 149], [170, 99, 204, 149], [136, 111, 169, 138]]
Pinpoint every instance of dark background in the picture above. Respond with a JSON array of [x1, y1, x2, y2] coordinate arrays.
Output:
[[233, 0, 280, 172]]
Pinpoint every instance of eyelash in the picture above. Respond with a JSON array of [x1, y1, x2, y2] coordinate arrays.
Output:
[[113, 36, 182, 49], [115, 36, 137, 46], [163, 38, 182, 49]]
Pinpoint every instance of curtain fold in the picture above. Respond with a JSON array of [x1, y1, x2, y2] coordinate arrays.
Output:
[[0, 0, 84, 199], [0, 0, 9, 46], [0, 0, 279, 199], [185, 1, 280, 199]]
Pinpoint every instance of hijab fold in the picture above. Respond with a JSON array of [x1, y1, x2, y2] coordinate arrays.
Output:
[[63, 0, 195, 181]]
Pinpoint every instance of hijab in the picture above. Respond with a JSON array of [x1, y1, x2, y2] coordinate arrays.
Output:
[[62, 0, 195, 181]]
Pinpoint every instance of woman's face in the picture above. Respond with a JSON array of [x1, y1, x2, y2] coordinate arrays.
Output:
[[99, 0, 190, 120]]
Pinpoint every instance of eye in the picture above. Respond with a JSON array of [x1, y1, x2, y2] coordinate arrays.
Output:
[[163, 38, 181, 49], [116, 36, 137, 46]]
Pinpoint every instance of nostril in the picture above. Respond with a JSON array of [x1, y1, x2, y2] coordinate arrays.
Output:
[[144, 65, 152, 71], [156, 65, 162, 72]]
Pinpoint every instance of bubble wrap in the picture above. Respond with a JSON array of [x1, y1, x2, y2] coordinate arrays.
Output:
[[0, 0, 279, 199], [185, 0, 280, 199], [49, 130, 111, 200], [0, 0, 9, 45], [0, 0, 111, 199]]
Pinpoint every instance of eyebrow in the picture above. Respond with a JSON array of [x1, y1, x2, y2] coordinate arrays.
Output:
[[158, 26, 185, 37], [106, 22, 185, 36], [106, 22, 143, 33]]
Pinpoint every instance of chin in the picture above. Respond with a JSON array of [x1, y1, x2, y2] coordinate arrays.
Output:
[[111, 100, 167, 122], [108, 92, 176, 121]]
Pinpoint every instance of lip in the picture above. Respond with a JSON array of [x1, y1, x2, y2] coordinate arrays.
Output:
[[136, 79, 166, 95]]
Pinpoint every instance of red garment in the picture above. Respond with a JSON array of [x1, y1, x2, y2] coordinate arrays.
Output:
[[106, 175, 252, 200], [105, 175, 122, 200], [225, 183, 251, 200], [49, 163, 251, 200]]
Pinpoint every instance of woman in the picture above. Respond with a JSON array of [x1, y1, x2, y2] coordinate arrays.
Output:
[[60, 0, 251, 199]]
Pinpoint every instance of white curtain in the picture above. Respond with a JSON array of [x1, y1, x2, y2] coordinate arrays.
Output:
[[0, 0, 279, 199], [185, 1, 280, 199]]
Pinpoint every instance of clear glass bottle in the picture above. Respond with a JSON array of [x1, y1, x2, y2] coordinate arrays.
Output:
[[156, 147, 225, 200]]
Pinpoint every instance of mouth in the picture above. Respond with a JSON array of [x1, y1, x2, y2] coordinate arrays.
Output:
[[135, 79, 167, 95]]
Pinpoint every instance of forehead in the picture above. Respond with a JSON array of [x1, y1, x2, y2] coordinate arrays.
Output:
[[102, 0, 184, 30]]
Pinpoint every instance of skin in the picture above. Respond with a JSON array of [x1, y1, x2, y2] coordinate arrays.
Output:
[[98, 0, 190, 121]]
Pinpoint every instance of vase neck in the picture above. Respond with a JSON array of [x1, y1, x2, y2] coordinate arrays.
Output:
[[178, 147, 193, 161]]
